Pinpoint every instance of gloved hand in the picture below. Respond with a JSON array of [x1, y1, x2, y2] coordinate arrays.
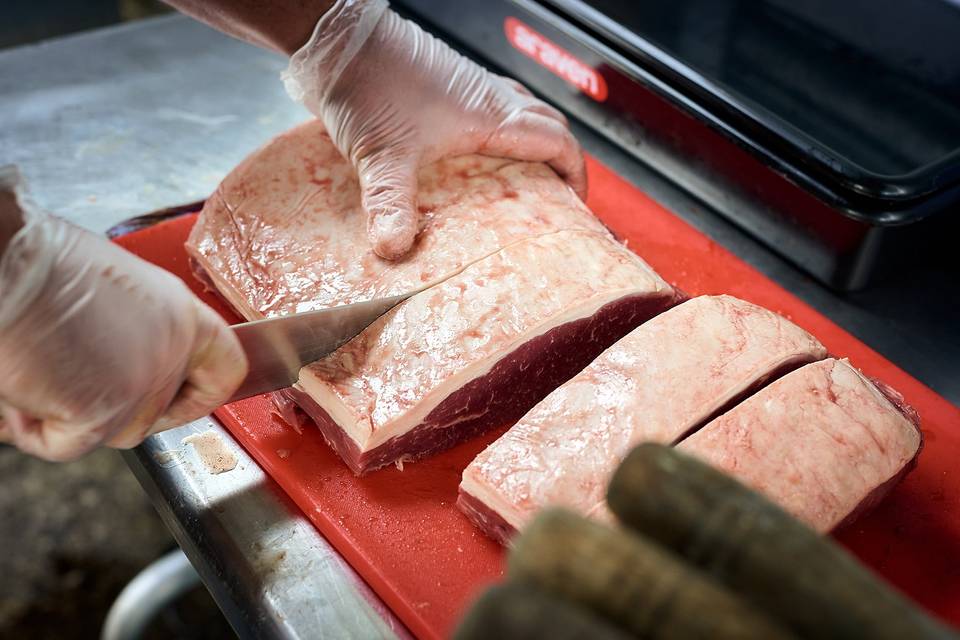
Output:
[[282, 0, 587, 260], [456, 444, 954, 640], [0, 167, 247, 461]]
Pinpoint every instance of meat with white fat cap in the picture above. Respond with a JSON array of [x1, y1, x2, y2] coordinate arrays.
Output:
[[186, 120, 680, 473], [185, 119, 607, 320], [287, 229, 678, 474], [459, 295, 828, 543], [678, 357, 922, 532]]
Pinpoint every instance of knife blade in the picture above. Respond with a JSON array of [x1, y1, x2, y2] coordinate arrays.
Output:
[[227, 292, 414, 403]]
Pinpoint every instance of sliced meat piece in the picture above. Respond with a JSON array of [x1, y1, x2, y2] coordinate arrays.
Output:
[[459, 295, 827, 544], [678, 357, 922, 532], [288, 229, 679, 475], [185, 119, 607, 320]]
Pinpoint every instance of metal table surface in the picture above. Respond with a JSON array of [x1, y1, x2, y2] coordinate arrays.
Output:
[[1, 12, 957, 640]]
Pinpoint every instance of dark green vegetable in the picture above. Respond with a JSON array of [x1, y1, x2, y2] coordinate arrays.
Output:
[[509, 508, 793, 640], [608, 443, 956, 640], [454, 582, 633, 640]]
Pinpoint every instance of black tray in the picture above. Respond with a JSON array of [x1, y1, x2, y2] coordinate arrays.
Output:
[[395, 0, 960, 290], [546, 0, 960, 211]]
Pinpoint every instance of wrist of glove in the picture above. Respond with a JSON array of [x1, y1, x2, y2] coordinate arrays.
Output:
[[282, 0, 587, 260], [0, 167, 247, 461], [456, 444, 954, 640]]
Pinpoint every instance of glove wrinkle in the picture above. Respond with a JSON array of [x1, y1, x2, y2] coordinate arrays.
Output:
[[0, 176, 59, 329], [282, 0, 389, 109], [281, 0, 587, 258], [0, 169, 247, 461]]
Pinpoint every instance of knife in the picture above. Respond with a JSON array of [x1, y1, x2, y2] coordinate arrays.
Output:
[[226, 292, 414, 403]]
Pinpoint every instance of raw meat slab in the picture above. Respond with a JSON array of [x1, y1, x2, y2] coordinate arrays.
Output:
[[460, 294, 828, 543], [185, 120, 606, 320], [292, 230, 677, 474], [188, 123, 677, 474], [678, 358, 923, 532], [115, 154, 960, 639]]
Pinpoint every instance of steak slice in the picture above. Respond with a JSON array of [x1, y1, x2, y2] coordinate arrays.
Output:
[[678, 358, 922, 532], [459, 295, 827, 544], [185, 119, 607, 320], [288, 229, 679, 475]]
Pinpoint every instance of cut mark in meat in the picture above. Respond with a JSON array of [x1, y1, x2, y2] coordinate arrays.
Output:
[[289, 230, 679, 474], [459, 295, 828, 541], [282, 291, 678, 475], [185, 121, 684, 474], [185, 119, 608, 320]]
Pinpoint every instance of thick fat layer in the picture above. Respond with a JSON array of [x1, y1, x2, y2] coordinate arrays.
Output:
[[185, 119, 607, 320], [678, 358, 923, 532], [295, 229, 677, 466], [460, 295, 827, 533], [284, 294, 677, 474]]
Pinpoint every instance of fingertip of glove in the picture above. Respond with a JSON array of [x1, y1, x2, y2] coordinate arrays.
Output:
[[556, 131, 588, 202], [369, 211, 417, 260], [371, 233, 414, 260], [569, 166, 589, 203]]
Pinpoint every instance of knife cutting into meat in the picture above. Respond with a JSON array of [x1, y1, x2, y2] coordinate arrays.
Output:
[[1, 0, 587, 463], [226, 292, 415, 403]]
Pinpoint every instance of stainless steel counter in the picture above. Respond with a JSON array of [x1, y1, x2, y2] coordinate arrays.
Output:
[[1, 11, 956, 640], [127, 418, 409, 640]]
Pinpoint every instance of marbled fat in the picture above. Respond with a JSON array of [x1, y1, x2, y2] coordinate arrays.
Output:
[[185, 120, 607, 320], [678, 358, 922, 531], [460, 295, 827, 538]]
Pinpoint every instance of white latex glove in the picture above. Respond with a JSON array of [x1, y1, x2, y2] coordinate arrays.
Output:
[[282, 0, 588, 260], [0, 167, 247, 461]]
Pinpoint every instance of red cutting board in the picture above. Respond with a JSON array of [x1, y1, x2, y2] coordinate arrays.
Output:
[[116, 155, 960, 639]]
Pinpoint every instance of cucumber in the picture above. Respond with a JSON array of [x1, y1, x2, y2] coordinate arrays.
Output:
[[454, 582, 633, 640], [508, 508, 793, 639], [607, 443, 955, 640]]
